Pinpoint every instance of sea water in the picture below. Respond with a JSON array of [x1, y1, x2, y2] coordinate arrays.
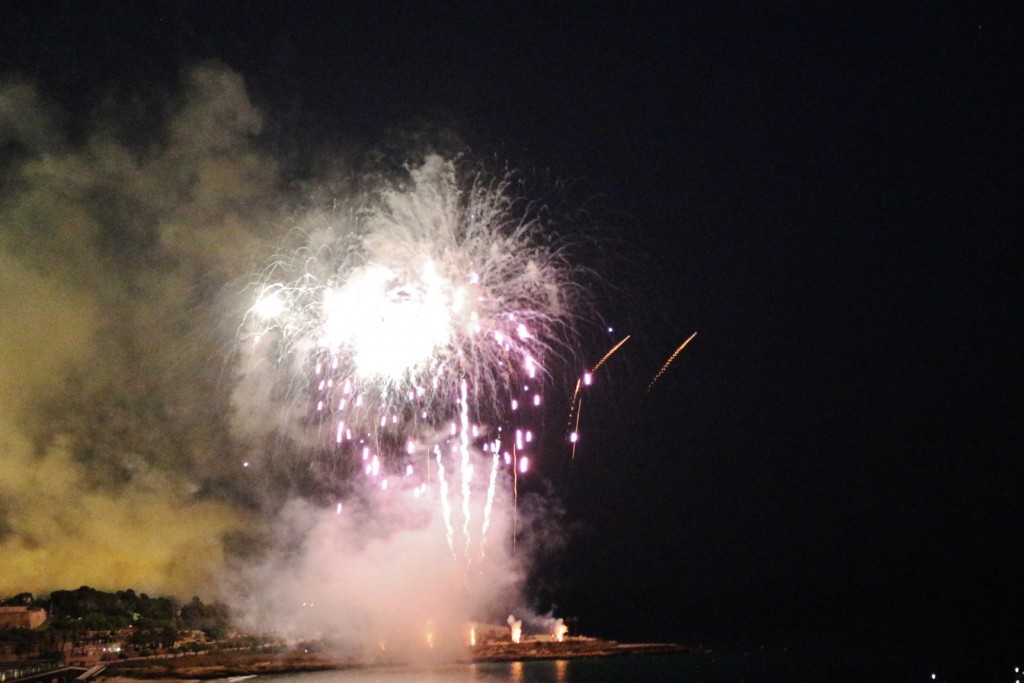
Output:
[[251, 657, 699, 683], [250, 655, 780, 683], [244, 647, 1019, 683]]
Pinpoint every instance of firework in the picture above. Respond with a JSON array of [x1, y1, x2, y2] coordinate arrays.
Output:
[[566, 334, 630, 459], [647, 331, 698, 392], [240, 155, 586, 563]]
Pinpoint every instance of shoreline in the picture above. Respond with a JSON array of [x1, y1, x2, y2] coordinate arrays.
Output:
[[98, 640, 703, 679]]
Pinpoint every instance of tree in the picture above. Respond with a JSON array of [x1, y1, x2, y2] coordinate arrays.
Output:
[[0, 592, 34, 606], [179, 597, 231, 640]]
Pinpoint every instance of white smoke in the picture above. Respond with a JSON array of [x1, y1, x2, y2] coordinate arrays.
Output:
[[231, 479, 524, 662]]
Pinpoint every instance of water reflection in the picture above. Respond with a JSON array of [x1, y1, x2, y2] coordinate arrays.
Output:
[[247, 657, 641, 682], [554, 659, 568, 683]]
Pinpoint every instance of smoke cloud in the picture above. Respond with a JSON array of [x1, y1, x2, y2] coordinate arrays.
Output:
[[0, 64, 274, 594], [1, 63, 565, 655], [232, 487, 523, 661]]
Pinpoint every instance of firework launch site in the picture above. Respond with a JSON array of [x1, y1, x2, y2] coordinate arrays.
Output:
[[2, 589, 699, 679]]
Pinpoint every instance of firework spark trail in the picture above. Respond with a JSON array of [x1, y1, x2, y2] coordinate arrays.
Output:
[[479, 451, 500, 557], [571, 397, 583, 460], [458, 379, 472, 559], [647, 331, 698, 392], [566, 334, 629, 455], [512, 446, 518, 554], [434, 444, 454, 557], [567, 335, 629, 421], [568, 377, 581, 417], [593, 334, 631, 372]]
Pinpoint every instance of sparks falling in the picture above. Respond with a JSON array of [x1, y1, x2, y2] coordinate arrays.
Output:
[[567, 334, 630, 459], [241, 155, 588, 565], [648, 331, 698, 392]]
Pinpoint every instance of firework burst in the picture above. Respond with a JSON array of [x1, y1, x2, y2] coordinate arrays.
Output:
[[239, 155, 588, 562]]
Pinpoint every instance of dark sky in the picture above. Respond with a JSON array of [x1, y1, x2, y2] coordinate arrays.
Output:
[[3, 0, 1021, 670]]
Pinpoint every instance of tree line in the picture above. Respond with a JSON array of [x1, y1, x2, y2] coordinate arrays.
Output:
[[1, 587, 234, 657]]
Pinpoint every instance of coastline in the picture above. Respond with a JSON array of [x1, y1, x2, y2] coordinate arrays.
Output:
[[98, 639, 702, 679]]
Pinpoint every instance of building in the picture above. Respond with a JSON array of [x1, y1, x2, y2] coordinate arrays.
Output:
[[0, 607, 47, 630]]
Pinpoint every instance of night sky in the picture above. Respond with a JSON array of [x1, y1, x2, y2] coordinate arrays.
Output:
[[2, 1, 1021, 674]]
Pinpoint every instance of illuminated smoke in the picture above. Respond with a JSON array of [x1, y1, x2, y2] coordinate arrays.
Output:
[[0, 64, 270, 595]]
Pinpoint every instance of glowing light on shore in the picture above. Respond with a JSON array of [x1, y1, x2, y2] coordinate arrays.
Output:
[[507, 615, 522, 644], [553, 618, 568, 642]]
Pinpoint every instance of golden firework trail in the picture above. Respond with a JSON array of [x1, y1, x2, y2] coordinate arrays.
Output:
[[566, 335, 630, 431], [571, 396, 583, 460], [593, 334, 631, 372], [647, 331, 698, 392]]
